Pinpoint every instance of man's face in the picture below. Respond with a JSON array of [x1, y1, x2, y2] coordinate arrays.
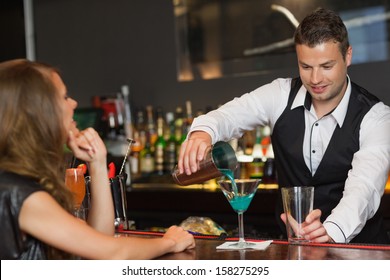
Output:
[[296, 41, 352, 109]]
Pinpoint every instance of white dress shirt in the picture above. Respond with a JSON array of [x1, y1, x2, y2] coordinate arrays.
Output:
[[190, 77, 390, 242]]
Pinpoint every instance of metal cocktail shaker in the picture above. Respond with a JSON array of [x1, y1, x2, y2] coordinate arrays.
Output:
[[172, 141, 238, 185]]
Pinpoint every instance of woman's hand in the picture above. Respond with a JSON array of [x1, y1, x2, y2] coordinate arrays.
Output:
[[66, 127, 107, 165], [162, 226, 195, 253]]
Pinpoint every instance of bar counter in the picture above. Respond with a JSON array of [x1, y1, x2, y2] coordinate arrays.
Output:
[[126, 179, 390, 239], [117, 230, 390, 260]]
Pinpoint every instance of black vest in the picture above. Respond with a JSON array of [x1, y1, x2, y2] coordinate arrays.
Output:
[[271, 77, 389, 244]]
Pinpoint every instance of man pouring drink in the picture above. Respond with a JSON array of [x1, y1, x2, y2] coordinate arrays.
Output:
[[177, 8, 390, 244]]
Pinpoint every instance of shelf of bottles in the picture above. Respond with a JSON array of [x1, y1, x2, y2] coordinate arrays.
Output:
[[89, 85, 277, 186]]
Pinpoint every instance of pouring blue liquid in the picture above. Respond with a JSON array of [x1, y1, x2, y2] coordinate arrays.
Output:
[[219, 169, 255, 213], [219, 168, 237, 194]]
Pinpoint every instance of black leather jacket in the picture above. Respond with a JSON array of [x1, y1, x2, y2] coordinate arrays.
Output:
[[0, 170, 47, 259]]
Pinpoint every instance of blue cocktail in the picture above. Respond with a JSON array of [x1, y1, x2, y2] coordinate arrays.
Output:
[[218, 175, 260, 249]]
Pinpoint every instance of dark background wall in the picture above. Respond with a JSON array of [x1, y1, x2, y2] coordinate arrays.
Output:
[[0, 0, 25, 62], [3, 0, 390, 113]]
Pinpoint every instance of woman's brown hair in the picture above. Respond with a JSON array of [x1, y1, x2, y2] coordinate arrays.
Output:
[[0, 59, 74, 258]]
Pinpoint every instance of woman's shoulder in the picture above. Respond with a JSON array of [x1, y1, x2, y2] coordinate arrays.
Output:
[[0, 170, 47, 260], [0, 170, 44, 199]]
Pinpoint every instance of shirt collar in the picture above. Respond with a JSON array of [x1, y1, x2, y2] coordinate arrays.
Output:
[[290, 76, 351, 127]]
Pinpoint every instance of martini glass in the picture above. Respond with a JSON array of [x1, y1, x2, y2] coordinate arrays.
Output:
[[218, 178, 260, 249]]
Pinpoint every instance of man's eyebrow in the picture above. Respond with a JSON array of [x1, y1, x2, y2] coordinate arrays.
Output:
[[298, 60, 336, 66], [320, 60, 337, 66]]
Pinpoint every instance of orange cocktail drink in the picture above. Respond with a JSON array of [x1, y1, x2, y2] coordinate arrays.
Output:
[[65, 168, 86, 208]]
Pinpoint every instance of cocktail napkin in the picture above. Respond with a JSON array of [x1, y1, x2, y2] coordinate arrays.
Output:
[[216, 240, 273, 250]]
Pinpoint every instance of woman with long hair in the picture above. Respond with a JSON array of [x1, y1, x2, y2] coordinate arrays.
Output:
[[0, 59, 195, 259]]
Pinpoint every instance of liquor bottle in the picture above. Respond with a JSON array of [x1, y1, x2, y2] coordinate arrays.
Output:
[[235, 137, 252, 179], [176, 122, 187, 162], [262, 157, 276, 183], [261, 125, 271, 159], [121, 85, 133, 140], [146, 105, 157, 149], [174, 106, 184, 142], [129, 130, 142, 178], [115, 92, 126, 138], [140, 134, 155, 175], [262, 126, 276, 184], [180, 100, 193, 147], [163, 111, 172, 142], [106, 112, 117, 140], [174, 106, 184, 160], [185, 100, 193, 127], [154, 112, 166, 175], [135, 108, 146, 149], [164, 112, 177, 173], [249, 126, 264, 179]]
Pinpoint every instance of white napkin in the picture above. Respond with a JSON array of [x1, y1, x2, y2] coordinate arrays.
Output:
[[216, 240, 273, 250]]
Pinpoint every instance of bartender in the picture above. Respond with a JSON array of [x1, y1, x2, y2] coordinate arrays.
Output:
[[177, 8, 390, 244]]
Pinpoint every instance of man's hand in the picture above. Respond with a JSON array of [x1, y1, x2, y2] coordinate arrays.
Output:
[[177, 131, 212, 175], [281, 209, 334, 243]]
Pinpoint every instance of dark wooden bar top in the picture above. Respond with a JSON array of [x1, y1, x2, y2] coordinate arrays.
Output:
[[117, 230, 390, 260], [125, 181, 390, 240]]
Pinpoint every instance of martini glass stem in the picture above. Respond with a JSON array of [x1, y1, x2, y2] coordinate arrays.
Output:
[[238, 211, 245, 244]]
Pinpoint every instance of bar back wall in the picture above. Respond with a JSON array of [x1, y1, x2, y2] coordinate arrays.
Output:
[[7, 0, 390, 112]]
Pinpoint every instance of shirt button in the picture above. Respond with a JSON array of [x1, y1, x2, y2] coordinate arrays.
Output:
[[315, 123, 319, 126], [312, 150, 316, 153]]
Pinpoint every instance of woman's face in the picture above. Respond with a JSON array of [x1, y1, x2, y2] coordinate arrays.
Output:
[[51, 72, 79, 136]]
